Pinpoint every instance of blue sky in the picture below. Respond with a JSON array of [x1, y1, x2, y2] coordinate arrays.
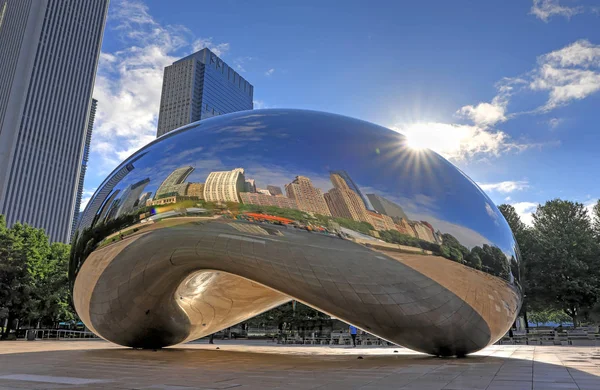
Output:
[[85, 0, 600, 225]]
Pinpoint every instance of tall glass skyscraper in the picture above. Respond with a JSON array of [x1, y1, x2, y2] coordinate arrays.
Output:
[[156, 48, 254, 137], [0, 0, 109, 242]]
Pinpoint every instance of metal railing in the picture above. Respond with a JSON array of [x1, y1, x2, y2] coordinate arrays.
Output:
[[25, 329, 99, 340]]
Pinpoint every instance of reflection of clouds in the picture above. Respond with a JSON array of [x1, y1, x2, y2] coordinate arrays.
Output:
[[242, 162, 333, 194], [486, 203, 500, 226]]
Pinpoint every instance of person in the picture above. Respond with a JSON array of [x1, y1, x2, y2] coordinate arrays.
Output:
[[349, 325, 357, 347]]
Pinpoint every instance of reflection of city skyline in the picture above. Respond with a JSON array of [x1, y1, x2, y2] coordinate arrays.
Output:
[[112, 164, 445, 245]]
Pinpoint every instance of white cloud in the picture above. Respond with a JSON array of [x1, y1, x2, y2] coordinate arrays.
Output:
[[511, 201, 538, 226], [457, 101, 506, 127], [192, 37, 230, 57], [89, 0, 231, 176], [253, 100, 270, 109], [79, 188, 96, 211], [530, 0, 583, 22], [393, 122, 530, 161], [505, 196, 512, 201], [530, 40, 600, 110], [478, 180, 530, 193], [265, 68, 275, 76]]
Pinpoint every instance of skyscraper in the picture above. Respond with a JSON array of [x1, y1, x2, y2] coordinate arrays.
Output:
[[156, 48, 254, 137], [285, 176, 331, 216], [71, 98, 98, 240], [329, 170, 374, 211], [0, 0, 109, 242]]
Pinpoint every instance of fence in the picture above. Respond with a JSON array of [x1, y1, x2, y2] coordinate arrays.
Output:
[[22, 329, 99, 340]]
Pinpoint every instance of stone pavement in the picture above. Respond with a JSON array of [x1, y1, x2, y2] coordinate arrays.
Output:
[[0, 340, 599, 389]]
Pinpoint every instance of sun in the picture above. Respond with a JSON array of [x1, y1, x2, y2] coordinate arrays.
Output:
[[404, 124, 431, 150]]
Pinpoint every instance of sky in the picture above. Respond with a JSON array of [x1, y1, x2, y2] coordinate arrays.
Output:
[[84, 0, 600, 226]]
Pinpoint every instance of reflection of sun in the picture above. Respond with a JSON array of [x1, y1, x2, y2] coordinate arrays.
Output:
[[404, 123, 431, 150]]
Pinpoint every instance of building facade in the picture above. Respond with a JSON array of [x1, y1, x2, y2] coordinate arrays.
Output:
[[240, 192, 299, 210], [71, 98, 98, 240], [155, 166, 194, 198], [329, 170, 374, 211], [156, 48, 254, 137], [285, 176, 331, 216], [0, 0, 109, 242], [185, 182, 205, 198], [204, 168, 246, 203], [367, 210, 396, 232]]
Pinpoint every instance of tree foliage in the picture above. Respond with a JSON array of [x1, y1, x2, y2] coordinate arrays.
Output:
[[0, 216, 75, 338], [499, 200, 600, 327]]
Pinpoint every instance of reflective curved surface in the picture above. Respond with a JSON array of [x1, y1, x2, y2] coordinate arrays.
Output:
[[70, 109, 522, 356]]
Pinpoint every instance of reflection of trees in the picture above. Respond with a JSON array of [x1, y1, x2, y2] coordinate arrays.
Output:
[[68, 213, 138, 287], [377, 229, 512, 280]]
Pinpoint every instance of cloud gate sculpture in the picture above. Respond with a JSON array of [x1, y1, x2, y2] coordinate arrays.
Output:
[[71, 109, 522, 356]]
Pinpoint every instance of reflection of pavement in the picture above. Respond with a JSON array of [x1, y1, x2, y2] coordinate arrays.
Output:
[[1, 341, 599, 389], [76, 219, 516, 356], [376, 251, 520, 342]]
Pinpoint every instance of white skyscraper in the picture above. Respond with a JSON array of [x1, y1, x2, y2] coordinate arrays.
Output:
[[0, 0, 109, 242]]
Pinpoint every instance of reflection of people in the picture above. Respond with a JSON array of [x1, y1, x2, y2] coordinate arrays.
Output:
[[349, 325, 357, 347]]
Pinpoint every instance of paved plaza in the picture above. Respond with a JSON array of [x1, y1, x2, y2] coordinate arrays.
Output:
[[0, 341, 599, 389]]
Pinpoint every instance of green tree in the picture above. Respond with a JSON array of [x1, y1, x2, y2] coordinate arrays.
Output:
[[592, 200, 600, 238], [498, 203, 540, 327], [528, 310, 551, 327], [0, 217, 76, 338], [531, 199, 600, 327]]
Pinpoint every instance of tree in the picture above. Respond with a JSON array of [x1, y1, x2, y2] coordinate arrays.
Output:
[[0, 217, 76, 338], [592, 200, 600, 238], [498, 203, 538, 327], [530, 199, 600, 327]]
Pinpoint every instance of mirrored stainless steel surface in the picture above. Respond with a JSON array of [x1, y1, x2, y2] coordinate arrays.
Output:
[[70, 109, 522, 356]]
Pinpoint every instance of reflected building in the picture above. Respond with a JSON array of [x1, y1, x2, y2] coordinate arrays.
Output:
[[155, 166, 194, 199], [367, 193, 409, 222], [366, 210, 396, 231], [185, 183, 205, 198], [267, 185, 283, 196], [96, 190, 120, 226], [324, 173, 370, 222], [79, 153, 146, 230], [330, 170, 374, 211], [138, 192, 153, 207], [116, 178, 150, 217], [0, 1, 109, 242], [285, 176, 331, 216], [395, 218, 416, 237], [204, 168, 246, 203], [156, 48, 254, 137], [244, 179, 256, 193], [411, 221, 436, 243], [240, 192, 299, 209]]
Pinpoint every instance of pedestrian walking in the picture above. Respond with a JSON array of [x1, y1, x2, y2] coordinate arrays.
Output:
[[349, 325, 357, 347]]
